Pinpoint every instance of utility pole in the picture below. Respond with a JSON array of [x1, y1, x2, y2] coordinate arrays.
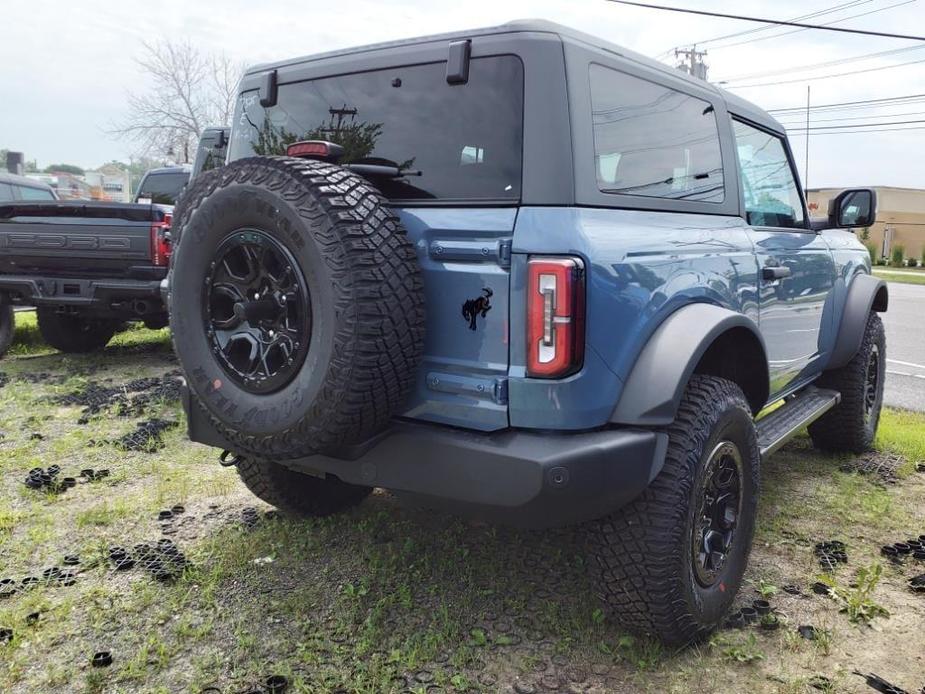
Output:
[[804, 85, 811, 196], [674, 46, 709, 80]]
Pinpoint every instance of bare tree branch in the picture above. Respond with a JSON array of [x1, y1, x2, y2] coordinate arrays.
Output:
[[110, 40, 246, 162]]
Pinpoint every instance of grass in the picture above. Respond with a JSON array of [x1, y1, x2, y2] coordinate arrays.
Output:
[[873, 267, 925, 285], [0, 323, 921, 692]]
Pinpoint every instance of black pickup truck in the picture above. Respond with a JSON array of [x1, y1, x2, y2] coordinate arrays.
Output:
[[0, 199, 171, 355]]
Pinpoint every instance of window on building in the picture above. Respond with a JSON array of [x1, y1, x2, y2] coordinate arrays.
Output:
[[589, 64, 724, 203]]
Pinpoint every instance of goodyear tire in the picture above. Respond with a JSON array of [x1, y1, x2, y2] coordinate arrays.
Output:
[[809, 311, 885, 453], [585, 375, 760, 646], [169, 157, 425, 460], [35, 307, 117, 353]]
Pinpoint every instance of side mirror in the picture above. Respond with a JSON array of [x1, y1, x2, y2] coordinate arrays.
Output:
[[215, 129, 228, 149], [828, 188, 876, 229]]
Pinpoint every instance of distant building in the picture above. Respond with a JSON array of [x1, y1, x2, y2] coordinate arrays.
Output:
[[27, 173, 92, 200], [807, 186, 925, 262], [84, 166, 132, 202]]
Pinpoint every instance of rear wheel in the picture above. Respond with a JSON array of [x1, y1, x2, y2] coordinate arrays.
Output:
[[236, 457, 372, 517], [35, 308, 117, 353], [809, 311, 885, 453], [0, 305, 14, 357], [585, 375, 760, 646]]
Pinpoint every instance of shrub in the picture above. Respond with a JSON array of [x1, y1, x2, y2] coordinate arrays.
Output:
[[864, 243, 877, 265], [921, 248, 925, 267], [907, 257, 919, 268], [891, 245, 905, 267]]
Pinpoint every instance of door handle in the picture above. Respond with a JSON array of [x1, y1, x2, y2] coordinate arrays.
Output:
[[762, 266, 792, 280]]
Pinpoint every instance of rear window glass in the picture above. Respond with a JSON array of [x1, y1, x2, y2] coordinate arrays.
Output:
[[136, 172, 189, 205], [230, 56, 524, 203], [589, 64, 724, 203], [17, 185, 55, 201]]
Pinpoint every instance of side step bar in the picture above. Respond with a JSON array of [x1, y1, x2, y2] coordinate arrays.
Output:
[[756, 387, 841, 458]]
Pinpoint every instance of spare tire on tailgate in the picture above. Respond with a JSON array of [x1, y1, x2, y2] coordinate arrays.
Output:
[[168, 156, 425, 460]]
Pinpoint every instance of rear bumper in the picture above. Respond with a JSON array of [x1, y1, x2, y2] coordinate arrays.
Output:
[[0, 273, 166, 320], [183, 386, 668, 528]]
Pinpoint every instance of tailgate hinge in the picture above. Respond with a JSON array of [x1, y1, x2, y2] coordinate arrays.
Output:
[[492, 377, 509, 405], [497, 239, 512, 269]]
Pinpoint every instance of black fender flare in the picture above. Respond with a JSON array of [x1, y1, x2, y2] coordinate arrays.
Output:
[[610, 303, 768, 426], [827, 273, 888, 370]]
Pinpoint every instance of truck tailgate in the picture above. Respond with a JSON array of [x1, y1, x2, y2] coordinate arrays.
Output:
[[0, 201, 162, 277]]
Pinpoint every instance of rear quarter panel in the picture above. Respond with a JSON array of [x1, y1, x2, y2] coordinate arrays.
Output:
[[509, 206, 759, 429]]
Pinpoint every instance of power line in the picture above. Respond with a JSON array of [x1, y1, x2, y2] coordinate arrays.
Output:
[[705, 0, 916, 51], [787, 118, 925, 130], [718, 43, 925, 83], [776, 109, 925, 125], [728, 56, 925, 88], [692, 0, 876, 47], [768, 92, 925, 113], [604, 0, 925, 41], [786, 125, 925, 134]]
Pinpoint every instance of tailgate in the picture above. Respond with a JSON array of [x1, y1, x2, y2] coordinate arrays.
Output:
[[0, 202, 159, 275], [397, 208, 514, 432]]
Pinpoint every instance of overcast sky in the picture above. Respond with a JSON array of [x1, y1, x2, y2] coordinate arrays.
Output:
[[2, 0, 924, 189]]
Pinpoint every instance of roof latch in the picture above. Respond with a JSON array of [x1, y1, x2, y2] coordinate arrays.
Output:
[[446, 40, 471, 85], [259, 69, 278, 107]]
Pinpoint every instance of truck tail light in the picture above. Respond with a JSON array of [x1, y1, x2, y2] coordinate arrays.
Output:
[[526, 257, 585, 378], [150, 219, 171, 267]]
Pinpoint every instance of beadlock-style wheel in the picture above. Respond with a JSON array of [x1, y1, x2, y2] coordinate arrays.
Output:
[[692, 440, 743, 587]]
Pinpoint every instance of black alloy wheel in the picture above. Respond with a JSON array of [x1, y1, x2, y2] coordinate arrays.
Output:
[[692, 440, 743, 587], [204, 229, 311, 394]]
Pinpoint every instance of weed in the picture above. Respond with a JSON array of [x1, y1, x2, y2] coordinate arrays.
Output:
[[712, 632, 764, 664], [818, 563, 890, 624]]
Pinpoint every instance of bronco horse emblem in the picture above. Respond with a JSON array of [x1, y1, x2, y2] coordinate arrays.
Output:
[[462, 288, 493, 331]]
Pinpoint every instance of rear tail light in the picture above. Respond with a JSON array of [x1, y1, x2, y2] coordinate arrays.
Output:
[[150, 219, 171, 267], [286, 140, 345, 162], [526, 256, 585, 378]]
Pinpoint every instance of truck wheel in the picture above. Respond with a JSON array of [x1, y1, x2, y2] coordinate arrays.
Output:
[[169, 157, 425, 460], [0, 305, 14, 357], [809, 311, 885, 453], [586, 375, 760, 646], [236, 457, 372, 517], [35, 308, 117, 353]]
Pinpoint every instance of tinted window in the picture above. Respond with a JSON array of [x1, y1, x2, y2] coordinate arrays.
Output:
[[0, 182, 12, 202], [589, 64, 724, 203], [136, 172, 190, 205], [230, 57, 524, 202], [733, 120, 805, 228], [17, 185, 55, 201]]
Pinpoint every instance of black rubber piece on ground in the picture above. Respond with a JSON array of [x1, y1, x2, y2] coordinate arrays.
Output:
[[36, 308, 118, 354], [812, 581, 831, 595], [266, 674, 289, 693], [25, 612, 40, 626], [752, 599, 771, 615], [585, 375, 760, 646], [91, 651, 112, 667], [63, 555, 79, 566], [158, 510, 173, 521], [798, 625, 817, 640], [235, 459, 373, 518], [0, 627, 12, 643], [809, 311, 885, 453], [853, 671, 911, 694], [740, 607, 758, 624], [0, 305, 15, 358], [169, 156, 425, 460]]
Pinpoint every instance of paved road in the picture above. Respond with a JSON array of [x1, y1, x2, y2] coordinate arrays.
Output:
[[880, 281, 925, 412]]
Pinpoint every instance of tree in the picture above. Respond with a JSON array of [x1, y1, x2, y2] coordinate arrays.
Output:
[[110, 41, 244, 163], [43, 164, 85, 176]]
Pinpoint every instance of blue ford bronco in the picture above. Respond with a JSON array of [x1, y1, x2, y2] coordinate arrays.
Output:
[[168, 20, 888, 645]]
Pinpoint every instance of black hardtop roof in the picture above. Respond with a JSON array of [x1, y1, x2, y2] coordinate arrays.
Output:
[[245, 18, 783, 134]]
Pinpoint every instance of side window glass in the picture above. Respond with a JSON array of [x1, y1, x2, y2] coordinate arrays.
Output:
[[589, 64, 724, 203], [0, 182, 13, 202], [733, 120, 805, 228], [17, 185, 55, 201]]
